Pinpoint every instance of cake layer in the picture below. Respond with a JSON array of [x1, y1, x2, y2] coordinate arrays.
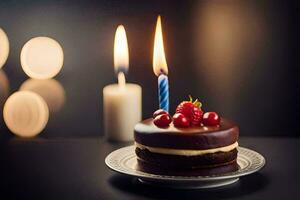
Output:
[[137, 159, 238, 176], [135, 147, 238, 169], [134, 118, 239, 150], [135, 142, 238, 156]]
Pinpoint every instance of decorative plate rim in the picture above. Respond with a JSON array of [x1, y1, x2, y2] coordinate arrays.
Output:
[[105, 145, 266, 181]]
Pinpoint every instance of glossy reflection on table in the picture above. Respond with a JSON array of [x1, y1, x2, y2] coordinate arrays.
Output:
[[20, 78, 66, 113]]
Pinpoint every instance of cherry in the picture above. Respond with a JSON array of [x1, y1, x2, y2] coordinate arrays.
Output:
[[173, 113, 190, 128], [153, 114, 172, 127], [202, 112, 220, 126], [153, 109, 169, 119]]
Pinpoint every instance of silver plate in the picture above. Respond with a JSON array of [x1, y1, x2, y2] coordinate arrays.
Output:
[[105, 145, 265, 189]]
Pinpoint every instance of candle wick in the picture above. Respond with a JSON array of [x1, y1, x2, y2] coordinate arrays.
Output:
[[160, 68, 167, 75], [118, 72, 126, 90]]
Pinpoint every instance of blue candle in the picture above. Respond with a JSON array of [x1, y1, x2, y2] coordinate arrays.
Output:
[[153, 15, 169, 112], [158, 74, 169, 112]]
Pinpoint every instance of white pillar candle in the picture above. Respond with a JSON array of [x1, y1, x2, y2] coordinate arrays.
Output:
[[103, 81, 141, 141], [103, 25, 142, 142]]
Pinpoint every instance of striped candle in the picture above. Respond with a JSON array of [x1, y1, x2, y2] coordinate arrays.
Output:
[[158, 74, 169, 112], [153, 15, 169, 112]]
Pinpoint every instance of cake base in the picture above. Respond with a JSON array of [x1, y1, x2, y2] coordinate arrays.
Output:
[[135, 147, 238, 169], [137, 159, 239, 176]]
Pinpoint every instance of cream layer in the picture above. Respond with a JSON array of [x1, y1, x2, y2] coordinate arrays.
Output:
[[135, 142, 238, 156]]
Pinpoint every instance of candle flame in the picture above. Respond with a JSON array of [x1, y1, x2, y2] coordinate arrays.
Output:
[[114, 25, 129, 73], [153, 15, 168, 76]]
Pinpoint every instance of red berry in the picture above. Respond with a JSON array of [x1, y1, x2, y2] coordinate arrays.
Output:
[[202, 112, 220, 126], [173, 113, 190, 128], [191, 106, 203, 126], [175, 97, 203, 126], [176, 101, 194, 119], [153, 109, 169, 118], [153, 114, 172, 127]]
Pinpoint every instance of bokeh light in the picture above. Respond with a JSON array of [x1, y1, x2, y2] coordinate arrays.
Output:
[[3, 91, 49, 137], [0, 28, 9, 69], [20, 78, 66, 113], [20, 37, 64, 79], [0, 70, 9, 106]]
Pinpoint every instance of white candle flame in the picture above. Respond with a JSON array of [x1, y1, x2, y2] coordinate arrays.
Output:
[[114, 25, 129, 74]]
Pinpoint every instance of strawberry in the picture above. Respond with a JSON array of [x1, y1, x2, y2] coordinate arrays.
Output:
[[175, 96, 203, 126]]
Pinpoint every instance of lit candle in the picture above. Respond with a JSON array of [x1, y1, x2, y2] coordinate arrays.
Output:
[[103, 25, 142, 142], [153, 16, 169, 112]]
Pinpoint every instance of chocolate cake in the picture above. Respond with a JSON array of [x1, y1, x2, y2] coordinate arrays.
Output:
[[134, 118, 239, 175]]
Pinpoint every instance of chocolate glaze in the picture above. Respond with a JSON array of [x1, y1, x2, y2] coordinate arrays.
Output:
[[134, 118, 239, 150]]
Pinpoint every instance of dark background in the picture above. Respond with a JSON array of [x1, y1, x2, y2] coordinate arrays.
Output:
[[0, 0, 298, 137], [0, 1, 299, 199]]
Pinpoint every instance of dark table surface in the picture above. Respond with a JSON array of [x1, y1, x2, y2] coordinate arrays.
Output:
[[0, 136, 297, 199]]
